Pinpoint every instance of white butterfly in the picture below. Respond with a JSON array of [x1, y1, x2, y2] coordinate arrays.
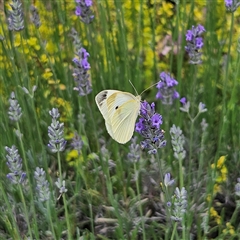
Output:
[[95, 90, 141, 144]]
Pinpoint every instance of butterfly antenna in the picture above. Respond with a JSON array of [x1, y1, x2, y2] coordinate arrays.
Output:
[[140, 82, 158, 96], [129, 79, 139, 95]]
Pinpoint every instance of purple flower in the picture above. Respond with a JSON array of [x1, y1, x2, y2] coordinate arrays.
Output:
[[135, 101, 166, 154], [34, 167, 50, 202], [195, 37, 204, 49], [164, 173, 175, 187], [180, 98, 190, 112], [85, 0, 93, 7], [48, 108, 67, 153], [72, 42, 92, 96], [186, 30, 193, 41], [5, 145, 26, 184], [225, 0, 240, 11], [127, 137, 141, 163], [180, 97, 187, 105], [75, 6, 81, 16], [156, 72, 179, 105], [151, 114, 162, 128], [225, 0, 233, 8], [8, 92, 22, 122], [198, 102, 207, 113], [30, 5, 41, 28], [75, 0, 94, 24], [7, 0, 24, 31], [185, 24, 205, 64]]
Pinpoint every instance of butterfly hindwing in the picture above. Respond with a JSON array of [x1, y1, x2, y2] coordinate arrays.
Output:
[[111, 99, 140, 143]]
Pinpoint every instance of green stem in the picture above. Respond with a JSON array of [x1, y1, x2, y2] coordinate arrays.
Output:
[[57, 151, 72, 240], [18, 185, 33, 239], [16, 122, 39, 238], [0, 182, 22, 239], [134, 162, 146, 240], [46, 201, 57, 239]]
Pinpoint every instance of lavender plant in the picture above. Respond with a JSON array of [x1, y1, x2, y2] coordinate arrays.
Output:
[[48, 108, 67, 153], [34, 167, 50, 202], [171, 187, 188, 222], [75, 0, 94, 24], [5, 145, 26, 185], [71, 28, 92, 96], [225, 0, 240, 11], [47, 108, 71, 238], [156, 72, 179, 105], [170, 125, 186, 162], [30, 5, 41, 28], [71, 132, 83, 156], [7, 0, 24, 31], [127, 137, 141, 163], [135, 101, 166, 155], [8, 92, 22, 122], [185, 24, 205, 64]]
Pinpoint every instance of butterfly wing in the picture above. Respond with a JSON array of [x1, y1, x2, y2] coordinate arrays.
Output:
[[95, 90, 121, 139], [95, 90, 141, 144], [107, 93, 141, 144]]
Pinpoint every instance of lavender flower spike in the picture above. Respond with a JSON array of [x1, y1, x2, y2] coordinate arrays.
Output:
[[225, 0, 240, 12], [7, 0, 24, 31], [48, 108, 67, 153], [135, 101, 166, 154], [8, 92, 22, 122], [5, 145, 26, 184], [72, 46, 92, 96], [185, 24, 206, 64], [34, 167, 50, 202], [171, 187, 188, 222], [156, 72, 179, 105], [170, 125, 186, 161], [30, 5, 41, 28], [75, 0, 94, 24]]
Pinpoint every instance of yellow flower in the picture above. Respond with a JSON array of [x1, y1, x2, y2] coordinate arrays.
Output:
[[216, 215, 221, 225], [40, 54, 48, 64], [217, 156, 226, 168], [66, 149, 79, 161], [59, 84, 66, 90], [46, 41, 57, 55], [210, 207, 218, 217], [13, 34, 21, 47], [42, 68, 53, 80], [213, 184, 221, 194], [206, 194, 212, 202], [27, 37, 41, 51], [48, 79, 60, 85], [221, 165, 228, 174]]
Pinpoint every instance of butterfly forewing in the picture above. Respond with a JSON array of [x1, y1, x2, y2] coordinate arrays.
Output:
[[95, 90, 141, 144], [95, 90, 122, 139]]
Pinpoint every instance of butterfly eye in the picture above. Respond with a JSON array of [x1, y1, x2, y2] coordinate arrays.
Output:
[[115, 106, 119, 110]]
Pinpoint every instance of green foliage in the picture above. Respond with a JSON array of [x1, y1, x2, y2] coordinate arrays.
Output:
[[0, 0, 240, 239]]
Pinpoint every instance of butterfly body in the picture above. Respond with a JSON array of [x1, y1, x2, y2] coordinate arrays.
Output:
[[95, 90, 141, 144]]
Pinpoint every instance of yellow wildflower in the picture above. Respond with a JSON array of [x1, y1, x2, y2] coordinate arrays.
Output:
[[217, 156, 226, 169], [213, 184, 221, 194], [210, 207, 218, 217], [66, 149, 79, 161], [27, 37, 41, 51], [42, 68, 53, 80], [46, 41, 57, 55], [40, 54, 48, 64]]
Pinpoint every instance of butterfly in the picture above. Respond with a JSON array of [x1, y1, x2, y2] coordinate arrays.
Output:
[[95, 90, 141, 144]]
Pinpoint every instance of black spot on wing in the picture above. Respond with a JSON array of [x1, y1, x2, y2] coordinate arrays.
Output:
[[97, 91, 108, 106]]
